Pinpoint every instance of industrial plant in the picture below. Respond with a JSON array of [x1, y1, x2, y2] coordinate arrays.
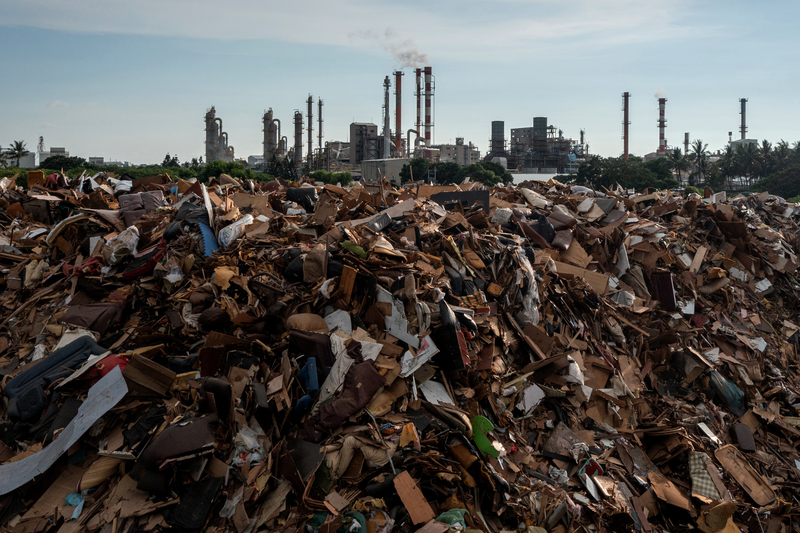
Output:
[[197, 66, 756, 183]]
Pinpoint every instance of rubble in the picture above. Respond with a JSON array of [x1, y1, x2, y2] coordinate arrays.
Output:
[[1, 170, 800, 533]]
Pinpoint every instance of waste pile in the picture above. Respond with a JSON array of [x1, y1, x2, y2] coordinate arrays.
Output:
[[1, 169, 799, 533]]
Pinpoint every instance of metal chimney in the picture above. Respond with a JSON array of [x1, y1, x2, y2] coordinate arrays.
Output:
[[657, 97, 667, 154], [263, 109, 272, 162], [622, 92, 630, 161], [740, 98, 748, 139], [383, 76, 392, 159], [293, 111, 303, 171], [318, 99, 323, 156], [307, 95, 314, 164], [684, 132, 689, 155], [424, 66, 433, 143], [415, 68, 422, 148], [394, 70, 403, 154]]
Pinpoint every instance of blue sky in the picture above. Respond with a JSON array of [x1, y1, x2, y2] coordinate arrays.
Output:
[[2, 0, 799, 164]]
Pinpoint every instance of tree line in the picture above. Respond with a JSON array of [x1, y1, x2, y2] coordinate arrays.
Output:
[[571, 138, 800, 198]]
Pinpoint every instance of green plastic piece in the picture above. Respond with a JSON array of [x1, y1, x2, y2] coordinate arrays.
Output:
[[341, 241, 368, 259], [471, 415, 499, 458]]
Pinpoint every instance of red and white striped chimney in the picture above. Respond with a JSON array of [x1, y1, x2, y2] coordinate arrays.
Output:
[[424, 66, 432, 143]]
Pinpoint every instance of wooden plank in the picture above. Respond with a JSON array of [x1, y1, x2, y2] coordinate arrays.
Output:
[[689, 245, 708, 274], [393, 471, 435, 525], [552, 261, 609, 295], [338, 265, 357, 305]]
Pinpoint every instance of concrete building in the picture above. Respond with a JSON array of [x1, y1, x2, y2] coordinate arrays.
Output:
[[350, 122, 383, 165], [361, 158, 408, 183], [37, 147, 68, 166], [247, 155, 264, 168], [433, 138, 480, 166], [88, 157, 104, 166]]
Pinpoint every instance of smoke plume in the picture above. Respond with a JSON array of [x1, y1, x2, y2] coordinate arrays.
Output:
[[654, 88, 667, 98], [350, 28, 429, 68]]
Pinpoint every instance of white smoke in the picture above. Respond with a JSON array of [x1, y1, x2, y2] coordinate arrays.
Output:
[[654, 88, 667, 98], [350, 28, 429, 68]]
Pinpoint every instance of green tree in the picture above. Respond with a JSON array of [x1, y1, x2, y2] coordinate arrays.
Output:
[[40, 154, 88, 170], [162, 153, 180, 168], [8, 140, 30, 167], [432, 162, 461, 184], [667, 147, 689, 185], [754, 164, 800, 199], [688, 139, 709, 186], [0, 150, 9, 169], [399, 158, 429, 183], [735, 142, 761, 188], [309, 170, 353, 186], [266, 155, 297, 181]]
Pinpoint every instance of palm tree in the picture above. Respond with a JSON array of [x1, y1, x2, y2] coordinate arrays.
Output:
[[8, 141, 30, 168], [773, 140, 791, 173], [689, 139, 709, 186], [719, 145, 737, 189], [736, 142, 761, 188], [758, 140, 773, 176], [667, 147, 690, 185], [0, 150, 10, 169]]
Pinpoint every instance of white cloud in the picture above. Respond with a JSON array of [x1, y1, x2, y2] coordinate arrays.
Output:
[[0, 0, 708, 63], [48, 100, 70, 108]]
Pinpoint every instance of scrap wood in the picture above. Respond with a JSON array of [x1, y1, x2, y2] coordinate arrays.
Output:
[[0, 174, 799, 533]]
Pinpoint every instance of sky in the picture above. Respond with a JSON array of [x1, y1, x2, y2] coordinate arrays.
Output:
[[2, 0, 800, 165]]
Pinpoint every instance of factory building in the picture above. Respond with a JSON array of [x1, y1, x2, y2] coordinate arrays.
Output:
[[204, 106, 235, 163], [508, 117, 580, 174], [432, 138, 480, 166], [350, 122, 384, 165]]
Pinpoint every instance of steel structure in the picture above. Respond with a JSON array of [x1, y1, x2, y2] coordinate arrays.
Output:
[[740, 98, 748, 140], [622, 92, 630, 161], [657, 97, 667, 154], [394, 70, 403, 154], [383, 76, 392, 159]]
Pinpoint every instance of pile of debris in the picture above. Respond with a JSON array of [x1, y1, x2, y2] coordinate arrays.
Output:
[[1, 169, 799, 533]]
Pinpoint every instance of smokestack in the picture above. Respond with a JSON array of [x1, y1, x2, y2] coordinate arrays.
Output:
[[395, 70, 403, 155], [622, 92, 630, 161], [415, 68, 422, 148], [740, 98, 748, 140], [293, 111, 303, 171], [263, 109, 272, 162], [657, 97, 667, 154], [318, 99, 323, 157], [424, 66, 433, 143], [383, 76, 391, 159], [684, 132, 689, 155], [307, 95, 313, 164]]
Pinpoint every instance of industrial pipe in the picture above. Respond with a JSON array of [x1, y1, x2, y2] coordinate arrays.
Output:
[[407, 129, 418, 159], [395, 70, 403, 155]]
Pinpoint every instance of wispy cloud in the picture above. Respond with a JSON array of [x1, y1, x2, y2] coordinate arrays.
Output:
[[0, 0, 710, 64], [48, 100, 70, 108]]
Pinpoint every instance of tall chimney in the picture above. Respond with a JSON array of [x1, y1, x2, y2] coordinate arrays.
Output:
[[415, 68, 422, 148], [394, 70, 403, 155], [622, 92, 630, 161], [657, 97, 667, 154], [740, 98, 748, 140], [318, 99, 323, 156], [684, 132, 689, 155], [424, 66, 433, 143], [383, 76, 391, 159], [293, 111, 303, 171], [307, 95, 313, 164]]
